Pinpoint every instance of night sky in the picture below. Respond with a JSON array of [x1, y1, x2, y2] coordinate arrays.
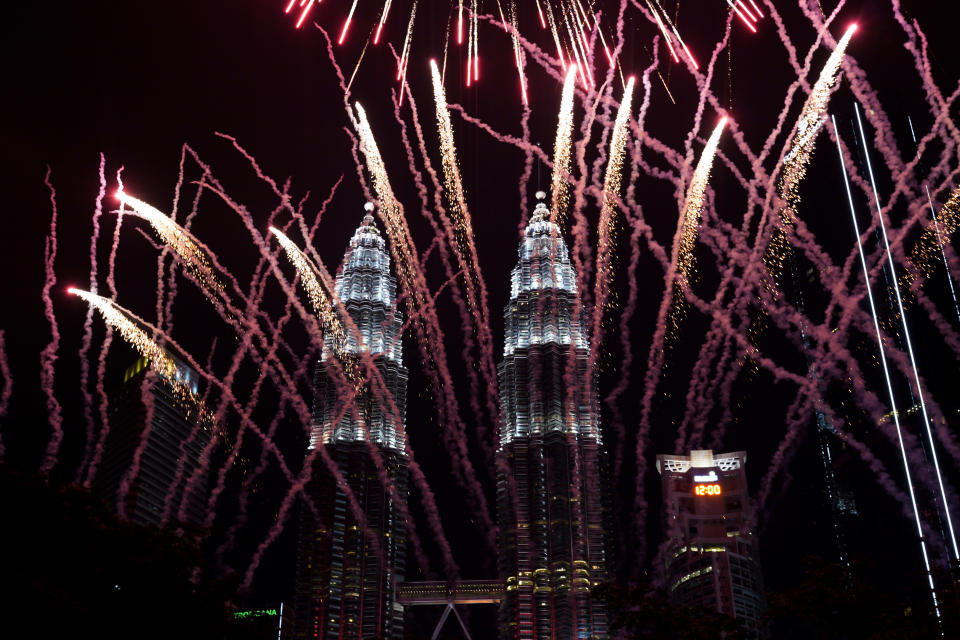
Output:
[[4, 0, 960, 633]]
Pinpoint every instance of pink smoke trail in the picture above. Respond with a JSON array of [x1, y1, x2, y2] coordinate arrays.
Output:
[[0, 331, 11, 459], [84, 167, 125, 488], [211, 179, 330, 557], [39, 167, 63, 475], [116, 371, 157, 520], [396, 84, 497, 462], [76, 153, 107, 483], [351, 102, 497, 550]]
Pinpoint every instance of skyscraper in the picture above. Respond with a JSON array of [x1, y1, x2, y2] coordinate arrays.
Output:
[[655, 449, 765, 634], [496, 195, 610, 639], [95, 355, 211, 528], [294, 208, 409, 640]]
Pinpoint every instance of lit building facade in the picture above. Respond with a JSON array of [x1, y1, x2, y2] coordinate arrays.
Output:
[[496, 197, 610, 639], [294, 209, 409, 640], [656, 449, 765, 633], [95, 356, 211, 528]]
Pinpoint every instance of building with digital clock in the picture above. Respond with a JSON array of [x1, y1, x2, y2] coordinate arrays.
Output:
[[655, 449, 765, 635]]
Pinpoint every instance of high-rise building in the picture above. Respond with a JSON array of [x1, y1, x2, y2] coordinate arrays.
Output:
[[655, 449, 765, 633], [496, 195, 610, 639], [294, 208, 409, 640], [95, 356, 211, 528]]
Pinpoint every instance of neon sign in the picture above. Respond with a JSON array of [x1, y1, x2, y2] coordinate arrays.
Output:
[[233, 609, 278, 620], [694, 483, 722, 496]]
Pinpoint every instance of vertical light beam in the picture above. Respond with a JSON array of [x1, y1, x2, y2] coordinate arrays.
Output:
[[854, 102, 959, 561]]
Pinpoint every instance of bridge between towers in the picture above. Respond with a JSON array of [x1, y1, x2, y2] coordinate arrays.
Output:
[[397, 579, 504, 605], [397, 580, 504, 640]]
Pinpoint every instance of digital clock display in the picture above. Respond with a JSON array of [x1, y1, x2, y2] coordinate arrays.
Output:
[[694, 483, 722, 496]]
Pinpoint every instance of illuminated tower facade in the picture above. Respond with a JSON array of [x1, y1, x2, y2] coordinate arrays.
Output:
[[496, 197, 610, 639], [294, 209, 409, 640], [95, 356, 211, 528], [656, 449, 765, 634]]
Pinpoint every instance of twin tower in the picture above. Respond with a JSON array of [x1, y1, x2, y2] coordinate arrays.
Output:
[[294, 197, 611, 639]]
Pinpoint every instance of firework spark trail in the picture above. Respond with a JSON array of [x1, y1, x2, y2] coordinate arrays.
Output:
[[602, 41, 659, 451], [76, 153, 107, 483], [270, 227, 345, 346], [925, 186, 960, 328], [69, 288, 343, 531], [117, 191, 230, 310], [352, 102, 497, 548], [589, 77, 634, 373], [569, 78, 613, 311], [550, 65, 579, 225], [630, 116, 726, 453], [84, 169, 126, 488], [799, 3, 959, 229], [69, 290, 186, 391], [427, 60, 500, 438], [396, 2, 417, 105], [770, 22, 857, 247], [39, 167, 64, 475], [626, 119, 726, 551], [396, 83, 498, 462], [682, 22, 860, 454]]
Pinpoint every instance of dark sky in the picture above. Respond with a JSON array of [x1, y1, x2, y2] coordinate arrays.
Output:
[[3, 0, 960, 623]]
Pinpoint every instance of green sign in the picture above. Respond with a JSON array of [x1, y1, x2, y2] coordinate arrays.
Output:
[[233, 608, 278, 620]]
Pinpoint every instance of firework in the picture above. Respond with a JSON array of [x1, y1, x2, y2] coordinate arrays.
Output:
[[780, 24, 857, 207], [923, 186, 960, 327], [116, 191, 227, 302], [268, 226, 346, 349], [68, 288, 188, 394], [550, 64, 578, 225], [591, 76, 636, 344], [765, 23, 856, 287], [281, 0, 617, 97], [677, 117, 728, 288]]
